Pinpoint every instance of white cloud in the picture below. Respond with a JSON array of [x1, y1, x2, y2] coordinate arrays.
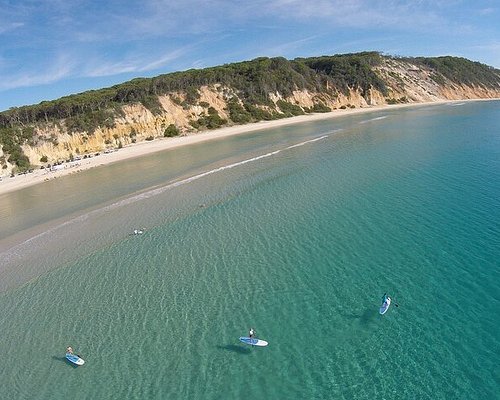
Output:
[[138, 48, 190, 72], [259, 0, 446, 31], [0, 54, 75, 91], [84, 60, 139, 78], [84, 47, 189, 77], [263, 35, 320, 57], [0, 22, 24, 35], [478, 7, 495, 15]]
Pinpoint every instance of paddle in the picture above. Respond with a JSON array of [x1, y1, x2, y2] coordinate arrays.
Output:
[[382, 293, 399, 307]]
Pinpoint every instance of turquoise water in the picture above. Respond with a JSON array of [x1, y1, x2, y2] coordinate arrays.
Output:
[[0, 101, 499, 399]]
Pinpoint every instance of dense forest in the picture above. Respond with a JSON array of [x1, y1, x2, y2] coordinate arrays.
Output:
[[1, 52, 499, 173]]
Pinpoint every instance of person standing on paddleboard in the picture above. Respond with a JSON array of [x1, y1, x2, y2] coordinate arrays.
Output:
[[249, 328, 255, 339]]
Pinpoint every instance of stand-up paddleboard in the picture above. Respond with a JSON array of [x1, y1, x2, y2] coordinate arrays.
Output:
[[239, 337, 268, 347], [379, 297, 391, 315], [66, 353, 85, 366]]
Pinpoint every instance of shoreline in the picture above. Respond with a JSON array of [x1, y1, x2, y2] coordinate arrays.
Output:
[[0, 98, 496, 196]]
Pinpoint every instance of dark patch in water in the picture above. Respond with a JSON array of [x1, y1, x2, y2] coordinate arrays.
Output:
[[343, 308, 378, 326], [217, 344, 252, 354], [358, 308, 377, 326]]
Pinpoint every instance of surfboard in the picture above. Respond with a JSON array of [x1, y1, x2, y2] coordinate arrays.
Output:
[[379, 297, 391, 315], [66, 353, 85, 366], [239, 337, 268, 347]]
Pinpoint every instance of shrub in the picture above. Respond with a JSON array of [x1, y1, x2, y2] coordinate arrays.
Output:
[[8, 150, 30, 171], [189, 119, 201, 129], [202, 108, 227, 129], [164, 124, 180, 137], [244, 104, 274, 121], [276, 100, 304, 116], [311, 102, 331, 113], [226, 100, 252, 123]]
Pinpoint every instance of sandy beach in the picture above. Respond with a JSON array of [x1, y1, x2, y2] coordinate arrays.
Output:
[[0, 99, 490, 196]]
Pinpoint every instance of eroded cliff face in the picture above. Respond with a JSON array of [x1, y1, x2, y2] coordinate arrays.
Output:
[[6, 58, 500, 175], [375, 58, 500, 102]]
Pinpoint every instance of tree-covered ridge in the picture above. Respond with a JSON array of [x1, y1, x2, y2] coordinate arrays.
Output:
[[298, 52, 388, 96], [2, 52, 498, 129], [402, 56, 500, 88], [0, 52, 385, 128], [1, 52, 500, 173]]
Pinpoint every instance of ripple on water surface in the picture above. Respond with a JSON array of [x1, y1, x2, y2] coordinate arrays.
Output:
[[0, 101, 499, 399]]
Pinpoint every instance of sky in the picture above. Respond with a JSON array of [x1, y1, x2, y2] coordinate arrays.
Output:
[[0, 0, 499, 111]]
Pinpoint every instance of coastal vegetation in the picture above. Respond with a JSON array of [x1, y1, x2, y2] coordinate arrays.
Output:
[[1, 52, 499, 174], [403, 56, 500, 88], [163, 124, 180, 137]]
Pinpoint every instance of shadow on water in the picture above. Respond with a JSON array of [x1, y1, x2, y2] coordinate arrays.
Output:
[[217, 344, 252, 354], [343, 308, 378, 327], [358, 308, 378, 326]]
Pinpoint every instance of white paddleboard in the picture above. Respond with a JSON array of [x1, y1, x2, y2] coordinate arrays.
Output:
[[66, 353, 85, 366], [239, 337, 268, 347], [379, 297, 391, 315]]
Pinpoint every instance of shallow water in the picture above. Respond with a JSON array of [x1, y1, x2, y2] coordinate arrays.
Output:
[[0, 101, 499, 399]]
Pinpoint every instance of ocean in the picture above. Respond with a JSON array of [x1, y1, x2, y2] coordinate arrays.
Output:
[[0, 101, 499, 399]]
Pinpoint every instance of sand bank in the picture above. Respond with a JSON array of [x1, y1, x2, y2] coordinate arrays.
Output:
[[0, 99, 490, 196]]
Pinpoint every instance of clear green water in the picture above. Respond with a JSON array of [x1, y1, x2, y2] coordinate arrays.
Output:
[[0, 102, 499, 399]]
